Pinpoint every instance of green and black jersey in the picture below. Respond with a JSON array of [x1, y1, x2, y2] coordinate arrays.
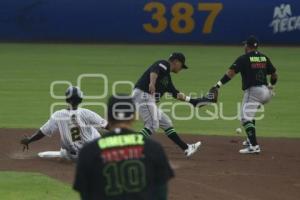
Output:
[[135, 60, 179, 101], [73, 128, 174, 200], [230, 51, 277, 90]]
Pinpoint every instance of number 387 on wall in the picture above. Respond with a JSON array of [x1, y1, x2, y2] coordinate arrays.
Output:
[[143, 2, 223, 34]]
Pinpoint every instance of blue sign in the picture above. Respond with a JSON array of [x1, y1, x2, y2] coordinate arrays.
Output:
[[0, 0, 299, 44]]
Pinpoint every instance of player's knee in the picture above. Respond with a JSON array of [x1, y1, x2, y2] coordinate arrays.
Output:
[[145, 121, 159, 134], [241, 120, 254, 127], [160, 121, 173, 130], [241, 118, 248, 125], [241, 111, 255, 124], [150, 124, 159, 133]]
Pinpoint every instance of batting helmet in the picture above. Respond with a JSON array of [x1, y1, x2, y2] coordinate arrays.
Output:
[[65, 86, 83, 106]]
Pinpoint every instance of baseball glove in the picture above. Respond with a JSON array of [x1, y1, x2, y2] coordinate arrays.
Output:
[[189, 87, 218, 107], [206, 86, 218, 103]]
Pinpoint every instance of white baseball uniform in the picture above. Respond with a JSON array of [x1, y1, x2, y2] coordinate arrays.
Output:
[[40, 108, 108, 160]]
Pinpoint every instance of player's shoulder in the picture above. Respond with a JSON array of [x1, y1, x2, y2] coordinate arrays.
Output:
[[256, 50, 267, 56], [245, 51, 270, 61], [143, 137, 169, 162], [50, 109, 69, 118], [78, 108, 100, 116], [77, 107, 92, 113], [157, 59, 169, 65], [144, 137, 165, 152], [237, 54, 248, 60], [79, 108, 106, 122], [153, 59, 170, 71], [257, 51, 270, 59], [244, 51, 267, 57], [234, 53, 250, 65]]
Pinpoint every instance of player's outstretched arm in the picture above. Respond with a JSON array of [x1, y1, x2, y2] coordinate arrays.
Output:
[[189, 68, 236, 107], [185, 67, 238, 107], [214, 69, 236, 89], [175, 88, 218, 107], [20, 130, 46, 151], [188, 88, 218, 107]]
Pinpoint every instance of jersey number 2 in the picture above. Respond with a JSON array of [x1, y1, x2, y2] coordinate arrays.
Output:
[[70, 127, 81, 142], [103, 160, 146, 196]]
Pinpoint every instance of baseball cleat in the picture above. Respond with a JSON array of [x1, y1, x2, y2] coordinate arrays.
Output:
[[38, 151, 62, 158], [242, 138, 251, 146], [185, 141, 201, 157], [239, 145, 261, 154]]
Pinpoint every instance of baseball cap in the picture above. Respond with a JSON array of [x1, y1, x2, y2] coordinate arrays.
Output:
[[169, 52, 188, 69], [107, 94, 135, 122], [243, 35, 259, 48]]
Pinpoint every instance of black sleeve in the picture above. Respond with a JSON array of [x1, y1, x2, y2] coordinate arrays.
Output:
[[266, 57, 277, 75], [167, 76, 179, 99], [229, 56, 244, 73], [73, 146, 91, 199], [150, 61, 168, 75], [28, 129, 46, 143], [152, 143, 175, 185]]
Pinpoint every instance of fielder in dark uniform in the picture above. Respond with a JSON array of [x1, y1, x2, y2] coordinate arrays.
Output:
[[212, 36, 278, 154], [133, 52, 217, 157], [73, 95, 174, 200]]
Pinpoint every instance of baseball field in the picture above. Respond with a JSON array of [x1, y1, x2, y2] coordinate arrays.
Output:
[[0, 43, 300, 199]]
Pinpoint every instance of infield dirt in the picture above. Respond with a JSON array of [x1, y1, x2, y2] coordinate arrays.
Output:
[[1, 128, 300, 200]]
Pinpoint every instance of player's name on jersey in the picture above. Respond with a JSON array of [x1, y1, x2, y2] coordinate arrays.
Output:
[[249, 56, 267, 62], [251, 63, 267, 69], [101, 146, 145, 163], [98, 134, 144, 149]]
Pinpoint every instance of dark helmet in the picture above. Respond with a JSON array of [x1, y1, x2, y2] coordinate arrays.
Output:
[[107, 94, 135, 123], [243, 35, 259, 48], [65, 86, 83, 106]]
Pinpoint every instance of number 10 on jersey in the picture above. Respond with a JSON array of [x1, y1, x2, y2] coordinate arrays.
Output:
[[143, 2, 223, 34]]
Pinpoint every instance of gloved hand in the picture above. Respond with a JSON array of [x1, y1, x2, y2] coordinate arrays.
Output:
[[206, 86, 219, 103], [189, 87, 218, 107], [20, 136, 30, 151]]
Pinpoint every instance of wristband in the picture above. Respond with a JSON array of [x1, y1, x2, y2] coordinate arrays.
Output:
[[216, 74, 231, 88], [185, 96, 191, 102], [216, 81, 222, 88]]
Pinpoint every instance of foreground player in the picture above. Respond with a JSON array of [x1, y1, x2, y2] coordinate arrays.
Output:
[[212, 36, 278, 154], [133, 52, 216, 157], [74, 95, 174, 200], [20, 86, 108, 160]]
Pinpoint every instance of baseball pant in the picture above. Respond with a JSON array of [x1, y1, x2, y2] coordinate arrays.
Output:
[[241, 85, 272, 124], [132, 88, 173, 133]]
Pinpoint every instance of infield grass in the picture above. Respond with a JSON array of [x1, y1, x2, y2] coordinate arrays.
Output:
[[0, 43, 299, 137], [0, 171, 79, 200]]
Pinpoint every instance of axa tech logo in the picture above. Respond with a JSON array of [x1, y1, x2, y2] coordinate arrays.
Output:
[[270, 4, 300, 34]]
